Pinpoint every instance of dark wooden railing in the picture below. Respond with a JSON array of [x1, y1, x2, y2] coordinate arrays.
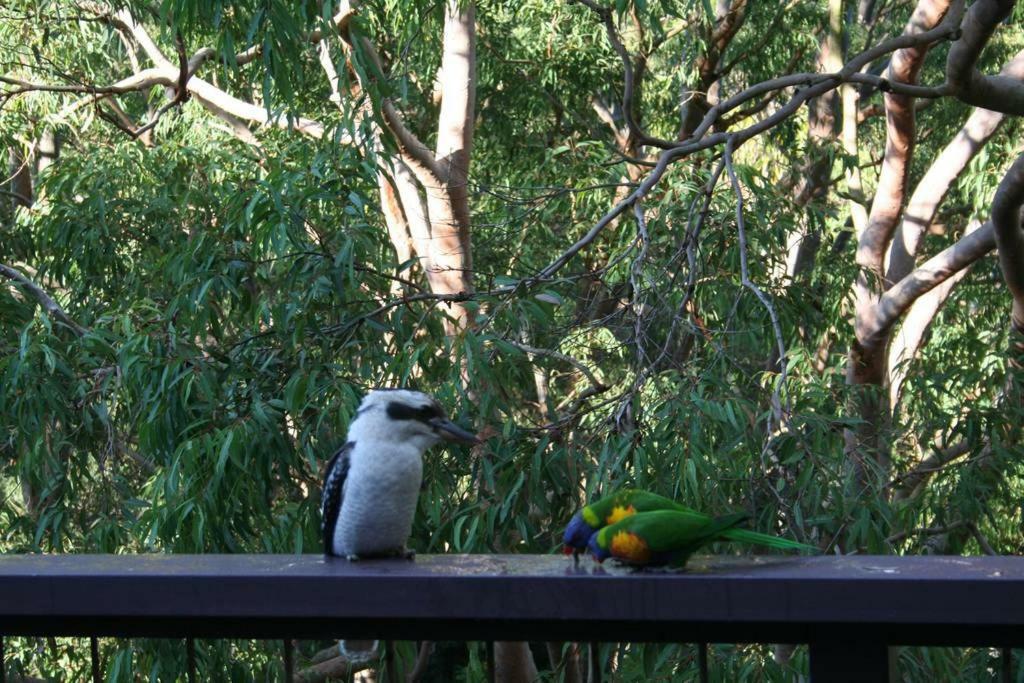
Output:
[[1, 553, 1022, 681]]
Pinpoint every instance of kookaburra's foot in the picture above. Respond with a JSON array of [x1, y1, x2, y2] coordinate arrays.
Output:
[[402, 548, 416, 560], [345, 554, 362, 561]]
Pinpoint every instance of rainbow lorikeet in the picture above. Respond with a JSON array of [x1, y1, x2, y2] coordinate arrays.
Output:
[[586, 509, 816, 568], [562, 489, 702, 559]]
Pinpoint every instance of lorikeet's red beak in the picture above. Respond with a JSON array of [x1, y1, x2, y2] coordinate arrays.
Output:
[[562, 545, 574, 556]]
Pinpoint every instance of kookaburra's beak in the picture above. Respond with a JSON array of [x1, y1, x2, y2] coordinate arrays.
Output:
[[432, 418, 480, 444]]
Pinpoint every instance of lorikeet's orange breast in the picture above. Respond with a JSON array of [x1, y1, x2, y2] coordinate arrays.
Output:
[[609, 530, 651, 564], [605, 504, 636, 525]]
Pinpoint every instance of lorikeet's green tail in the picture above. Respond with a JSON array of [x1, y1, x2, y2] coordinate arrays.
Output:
[[721, 528, 818, 552]]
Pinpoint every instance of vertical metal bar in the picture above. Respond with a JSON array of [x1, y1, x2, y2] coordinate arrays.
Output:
[[589, 641, 602, 683], [698, 642, 709, 683], [486, 642, 495, 683], [283, 639, 294, 682], [186, 637, 196, 683], [1002, 647, 1013, 683], [90, 637, 101, 683], [810, 641, 888, 682], [384, 640, 397, 683]]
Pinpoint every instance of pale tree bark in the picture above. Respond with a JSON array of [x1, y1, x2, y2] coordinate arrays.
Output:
[[780, 0, 843, 284], [840, 0, 882, 238], [945, 0, 1024, 114], [36, 130, 59, 174], [7, 146, 32, 208], [389, 158, 434, 268], [888, 219, 983, 411], [343, 1, 477, 336], [991, 153, 1024, 336], [845, 0, 962, 490], [887, 50, 1024, 286], [885, 51, 1024, 409], [378, 173, 415, 295], [424, 1, 477, 333]]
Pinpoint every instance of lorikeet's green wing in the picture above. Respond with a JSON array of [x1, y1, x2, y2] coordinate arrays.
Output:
[[597, 510, 748, 566], [628, 510, 748, 561], [621, 507, 816, 554], [585, 489, 701, 529], [661, 512, 751, 567]]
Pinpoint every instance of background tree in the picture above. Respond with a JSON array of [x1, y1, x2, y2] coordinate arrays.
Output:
[[2, 0, 1023, 680]]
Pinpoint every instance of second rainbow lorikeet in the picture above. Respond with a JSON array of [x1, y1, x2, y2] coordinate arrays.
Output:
[[586, 509, 816, 568]]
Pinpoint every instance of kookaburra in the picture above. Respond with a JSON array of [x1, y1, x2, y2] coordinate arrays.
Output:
[[321, 389, 478, 559]]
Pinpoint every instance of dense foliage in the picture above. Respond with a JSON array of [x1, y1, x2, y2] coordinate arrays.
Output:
[[2, 0, 1023, 679]]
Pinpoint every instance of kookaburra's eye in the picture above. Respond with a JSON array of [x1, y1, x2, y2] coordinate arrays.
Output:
[[418, 404, 442, 421], [386, 401, 442, 423]]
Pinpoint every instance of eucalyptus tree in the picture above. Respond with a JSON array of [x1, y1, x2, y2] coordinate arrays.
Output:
[[2, 0, 1024, 680]]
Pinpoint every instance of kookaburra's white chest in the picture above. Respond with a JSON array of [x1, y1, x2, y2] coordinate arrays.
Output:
[[332, 439, 424, 557]]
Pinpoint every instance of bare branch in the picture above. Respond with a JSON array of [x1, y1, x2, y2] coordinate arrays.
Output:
[[2, 69, 168, 98], [82, 5, 328, 139], [889, 219, 984, 411], [865, 221, 996, 343], [725, 138, 789, 424], [856, 0, 963, 280], [129, 32, 192, 139], [968, 522, 998, 556], [886, 49, 1024, 285], [408, 641, 435, 683], [890, 440, 973, 498], [351, 36, 442, 183], [991, 153, 1024, 331], [946, 0, 1024, 114], [499, 339, 605, 394], [0, 263, 87, 336], [885, 520, 968, 543], [570, 0, 674, 148], [233, 2, 356, 66]]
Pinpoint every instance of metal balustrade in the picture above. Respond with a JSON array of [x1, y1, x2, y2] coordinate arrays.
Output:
[[0, 553, 1021, 681]]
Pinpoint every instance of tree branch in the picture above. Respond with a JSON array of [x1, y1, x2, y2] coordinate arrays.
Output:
[[856, 0, 963, 280], [889, 219, 984, 411], [570, 0, 674, 148], [886, 49, 1024, 285], [499, 339, 605, 394], [0, 263, 87, 336], [233, 2, 356, 66], [864, 221, 995, 343], [946, 0, 1024, 114], [991, 153, 1024, 331], [725, 137, 789, 424]]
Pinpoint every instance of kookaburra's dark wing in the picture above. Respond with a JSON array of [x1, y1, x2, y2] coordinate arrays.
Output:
[[321, 441, 353, 556]]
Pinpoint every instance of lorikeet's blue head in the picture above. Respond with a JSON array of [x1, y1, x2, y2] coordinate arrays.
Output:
[[563, 510, 598, 555], [587, 532, 611, 563]]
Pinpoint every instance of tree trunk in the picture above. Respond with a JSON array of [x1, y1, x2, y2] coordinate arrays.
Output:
[[844, 0, 957, 495]]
